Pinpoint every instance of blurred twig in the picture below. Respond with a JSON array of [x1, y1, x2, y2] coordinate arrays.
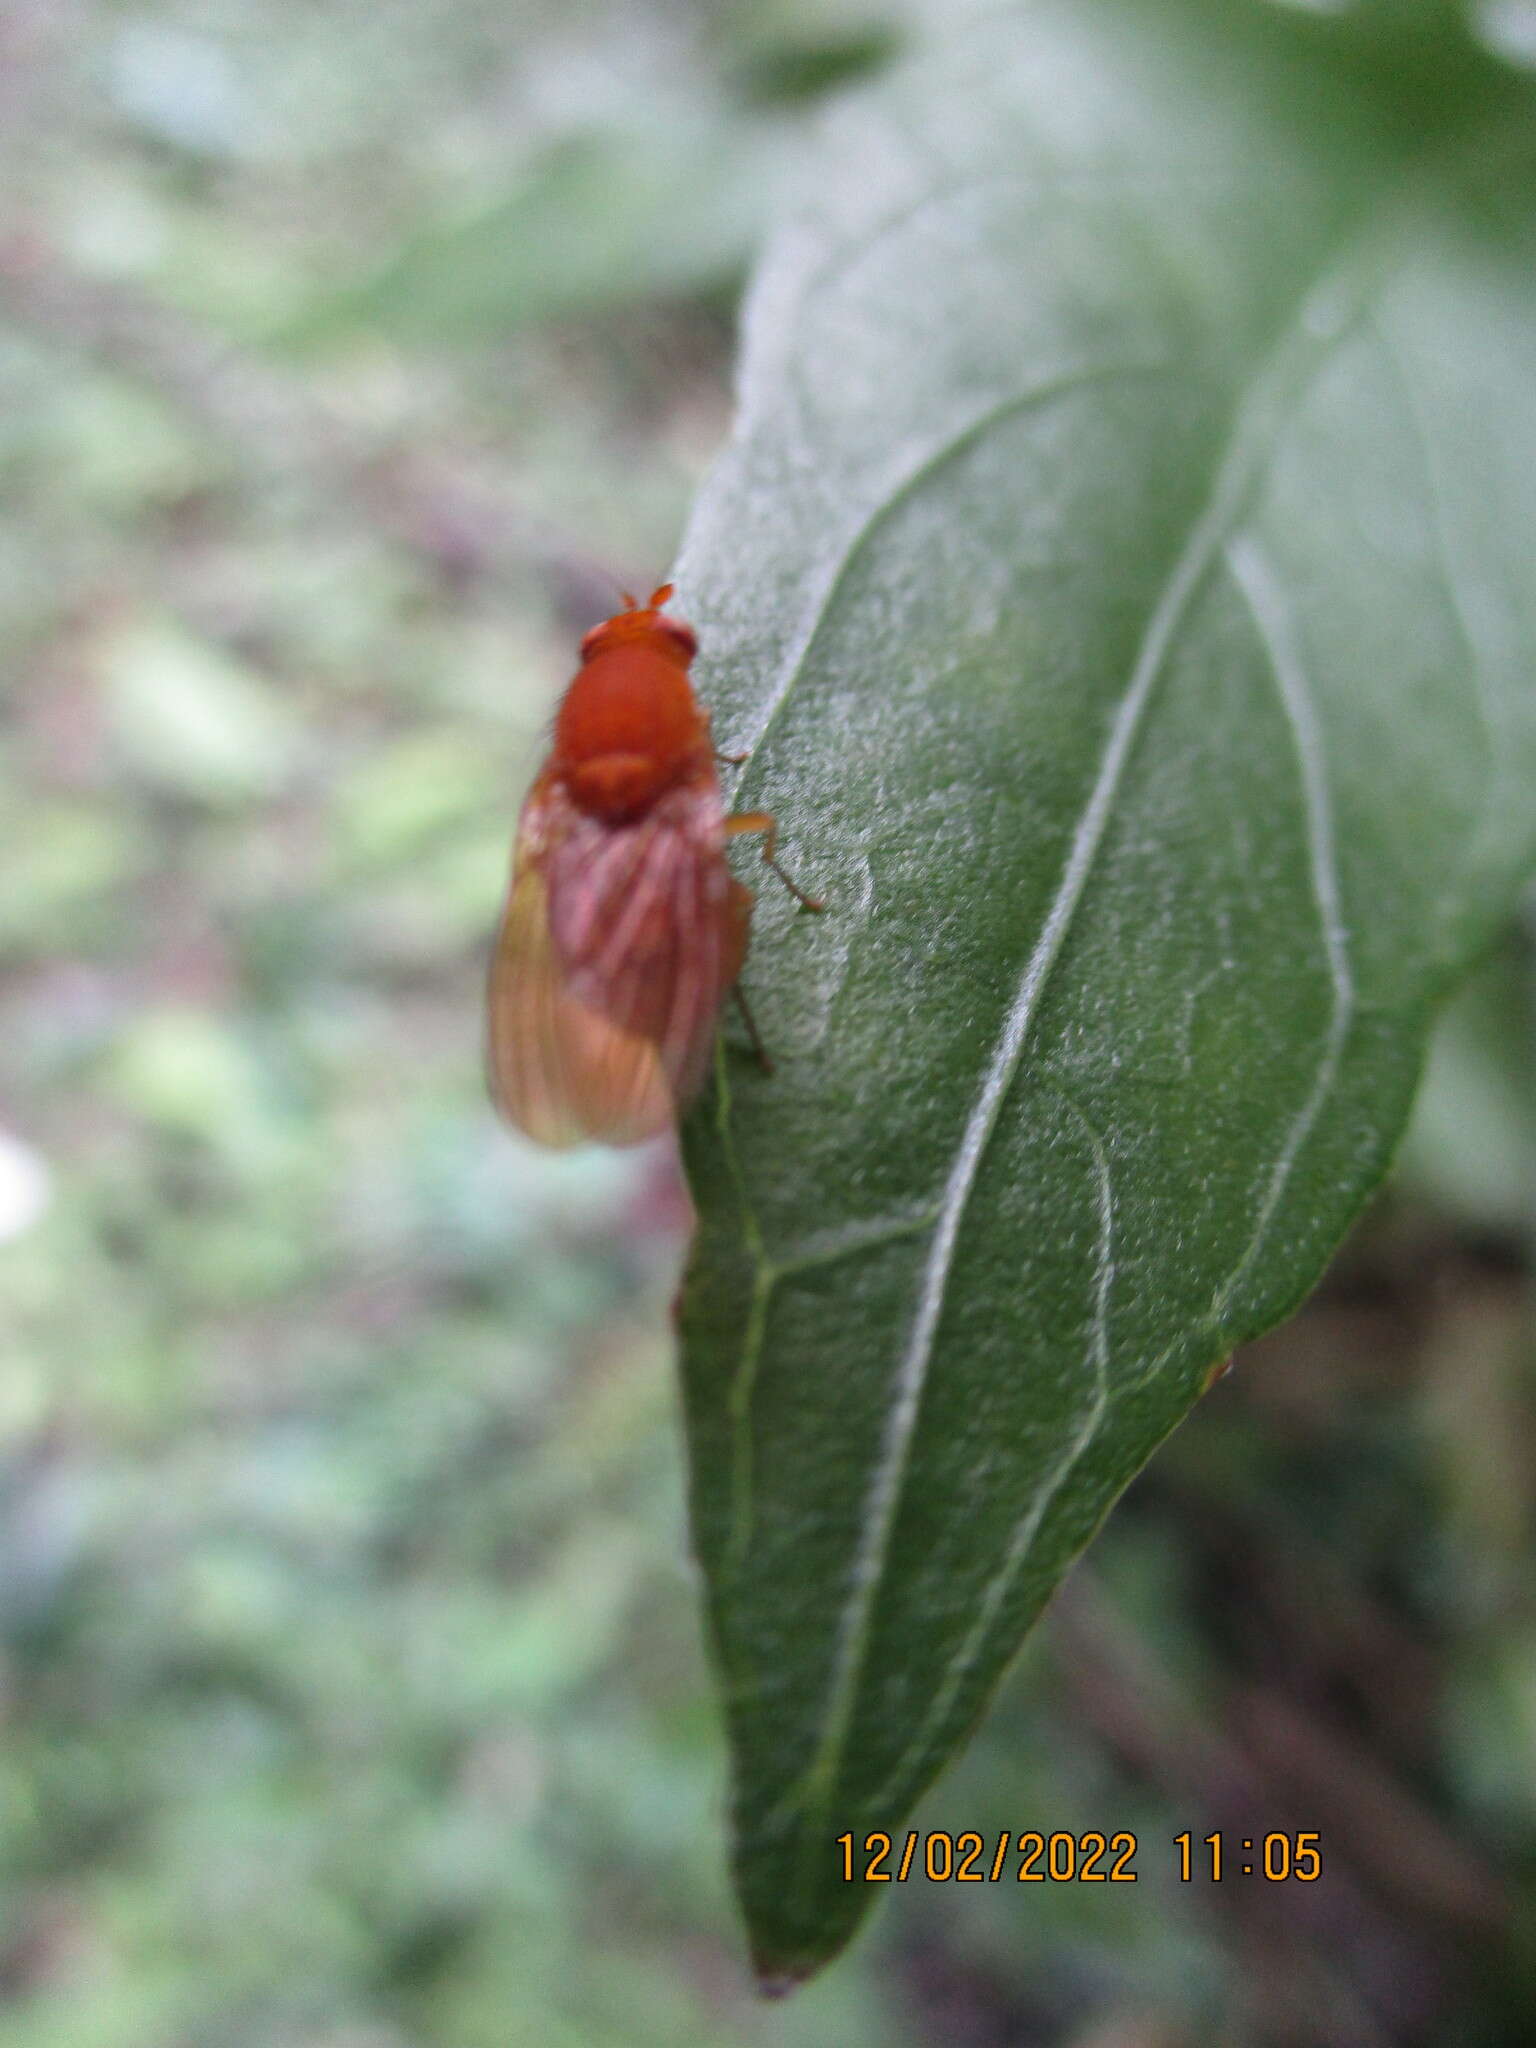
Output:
[[1052, 1561, 1505, 2048]]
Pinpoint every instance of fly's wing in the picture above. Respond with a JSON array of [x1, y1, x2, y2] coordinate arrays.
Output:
[[486, 772, 744, 1145], [487, 783, 673, 1147], [543, 773, 743, 1116]]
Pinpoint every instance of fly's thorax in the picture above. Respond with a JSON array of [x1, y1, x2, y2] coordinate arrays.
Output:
[[578, 608, 696, 665], [562, 752, 668, 819], [553, 641, 711, 823]]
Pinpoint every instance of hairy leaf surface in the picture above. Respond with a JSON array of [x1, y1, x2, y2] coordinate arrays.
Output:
[[673, 0, 1536, 1982]]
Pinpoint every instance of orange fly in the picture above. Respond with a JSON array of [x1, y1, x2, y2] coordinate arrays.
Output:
[[487, 583, 821, 1147]]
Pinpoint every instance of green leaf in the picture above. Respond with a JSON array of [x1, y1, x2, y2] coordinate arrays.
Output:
[[287, 17, 907, 350], [292, 120, 779, 347], [1397, 931, 1536, 1230], [671, 0, 1536, 1985]]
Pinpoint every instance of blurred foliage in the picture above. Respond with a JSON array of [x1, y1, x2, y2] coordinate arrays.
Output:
[[0, 1, 1534, 2044]]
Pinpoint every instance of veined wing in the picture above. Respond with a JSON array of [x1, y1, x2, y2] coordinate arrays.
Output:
[[487, 772, 749, 1145], [544, 773, 749, 1112], [487, 853, 676, 1147]]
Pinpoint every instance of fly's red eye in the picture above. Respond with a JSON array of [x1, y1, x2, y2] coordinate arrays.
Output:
[[655, 617, 697, 662]]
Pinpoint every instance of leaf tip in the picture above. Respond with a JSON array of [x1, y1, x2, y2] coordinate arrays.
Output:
[[751, 1946, 823, 1998], [1201, 1352, 1235, 1394], [754, 1971, 802, 2001]]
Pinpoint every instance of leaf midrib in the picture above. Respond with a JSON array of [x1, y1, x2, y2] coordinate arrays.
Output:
[[725, 358, 1177, 769], [767, 182, 1407, 1866]]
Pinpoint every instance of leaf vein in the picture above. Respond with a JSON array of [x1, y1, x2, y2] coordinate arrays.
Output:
[[787, 275, 1379, 1846], [772, 1209, 939, 1282], [732, 358, 1175, 770], [1367, 314, 1502, 899], [871, 1082, 1117, 1813], [707, 1037, 774, 1585], [1219, 534, 1355, 1319]]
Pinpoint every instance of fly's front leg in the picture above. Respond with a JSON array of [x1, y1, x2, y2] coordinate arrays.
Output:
[[726, 811, 824, 912], [731, 985, 775, 1075]]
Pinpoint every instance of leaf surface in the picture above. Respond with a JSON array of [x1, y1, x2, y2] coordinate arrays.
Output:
[[672, 0, 1536, 1982]]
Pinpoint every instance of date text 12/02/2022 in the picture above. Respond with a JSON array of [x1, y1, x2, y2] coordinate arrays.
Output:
[[836, 1832, 1323, 1884]]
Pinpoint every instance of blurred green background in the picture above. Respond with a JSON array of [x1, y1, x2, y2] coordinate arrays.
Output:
[[2, 3, 1536, 2043]]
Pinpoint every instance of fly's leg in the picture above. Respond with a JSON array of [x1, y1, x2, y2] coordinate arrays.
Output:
[[723, 812, 821, 1078], [726, 811, 824, 912], [714, 747, 749, 767], [731, 985, 775, 1075]]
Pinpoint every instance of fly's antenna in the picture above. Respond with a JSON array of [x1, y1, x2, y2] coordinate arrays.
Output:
[[597, 575, 669, 615]]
